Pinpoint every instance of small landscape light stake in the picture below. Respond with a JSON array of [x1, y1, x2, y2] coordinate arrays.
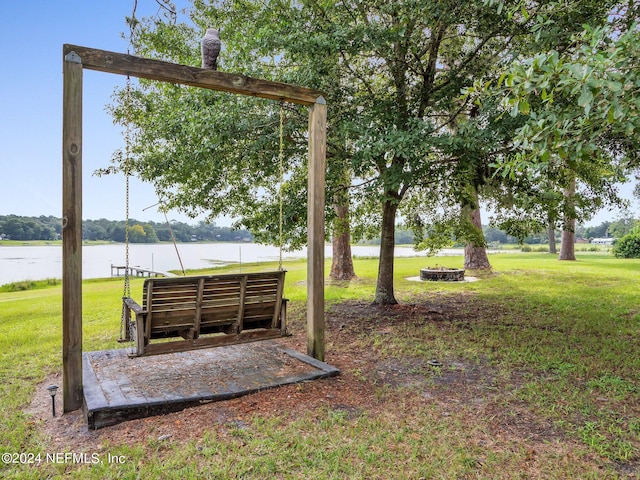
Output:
[[47, 385, 58, 417]]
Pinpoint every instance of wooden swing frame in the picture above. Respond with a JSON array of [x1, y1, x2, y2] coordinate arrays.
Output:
[[62, 44, 327, 413]]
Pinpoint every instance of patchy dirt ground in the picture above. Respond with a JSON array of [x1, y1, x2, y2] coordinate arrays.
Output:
[[27, 295, 638, 477]]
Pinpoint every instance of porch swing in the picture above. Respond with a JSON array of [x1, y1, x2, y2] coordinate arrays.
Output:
[[119, 89, 289, 357]]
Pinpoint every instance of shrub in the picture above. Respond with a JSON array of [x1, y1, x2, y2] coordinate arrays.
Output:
[[612, 234, 640, 258], [520, 245, 532, 252], [577, 246, 601, 252]]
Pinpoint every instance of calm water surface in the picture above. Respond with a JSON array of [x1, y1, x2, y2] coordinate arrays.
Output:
[[0, 242, 466, 285]]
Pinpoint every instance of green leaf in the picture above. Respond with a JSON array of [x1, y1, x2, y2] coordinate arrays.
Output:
[[578, 87, 593, 114], [625, 123, 635, 135], [510, 99, 519, 117], [505, 73, 514, 88], [607, 81, 622, 93]]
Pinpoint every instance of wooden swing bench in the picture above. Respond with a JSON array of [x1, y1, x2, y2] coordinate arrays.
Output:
[[122, 270, 288, 357]]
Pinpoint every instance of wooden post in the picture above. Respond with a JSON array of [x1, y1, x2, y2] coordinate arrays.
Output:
[[62, 49, 83, 412], [307, 97, 327, 361]]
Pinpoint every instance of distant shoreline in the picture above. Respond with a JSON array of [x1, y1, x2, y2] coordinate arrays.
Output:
[[0, 240, 258, 247]]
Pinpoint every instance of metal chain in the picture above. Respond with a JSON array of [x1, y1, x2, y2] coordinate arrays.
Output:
[[120, 74, 132, 344], [121, 0, 136, 348], [278, 101, 284, 271], [124, 75, 131, 299]]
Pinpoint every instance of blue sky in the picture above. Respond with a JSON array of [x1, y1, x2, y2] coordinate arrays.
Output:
[[0, 0, 196, 224], [0, 1, 636, 227]]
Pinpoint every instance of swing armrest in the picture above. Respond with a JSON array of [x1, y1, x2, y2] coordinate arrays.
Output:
[[123, 297, 147, 356], [123, 297, 145, 315]]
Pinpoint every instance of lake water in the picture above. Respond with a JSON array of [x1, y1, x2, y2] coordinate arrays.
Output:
[[0, 242, 466, 285]]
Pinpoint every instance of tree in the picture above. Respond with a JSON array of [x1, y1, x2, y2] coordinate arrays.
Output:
[[290, 1, 547, 301], [112, 0, 628, 303], [128, 224, 147, 243], [388, 0, 620, 273], [559, 175, 577, 260], [608, 217, 639, 238], [547, 220, 557, 253], [142, 223, 159, 243], [478, 2, 640, 260], [108, 1, 360, 280], [0, 215, 58, 241], [483, 225, 510, 244], [583, 221, 610, 239], [330, 171, 356, 280], [462, 191, 492, 269]]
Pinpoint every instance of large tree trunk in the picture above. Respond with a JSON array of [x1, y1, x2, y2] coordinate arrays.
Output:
[[462, 192, 491, 270], [559, 223, 576, 260], [559, 176, 576, 261], [330, 201, 356, 280], [548, 220, 557, 254], [374, 198, 399, 305]]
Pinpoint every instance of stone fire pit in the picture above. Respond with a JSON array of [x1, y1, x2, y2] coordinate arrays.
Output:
[[419, 267, 465, 282]]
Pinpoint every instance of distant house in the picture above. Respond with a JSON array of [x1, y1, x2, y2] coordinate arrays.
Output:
[[591, 238, 614, 246]]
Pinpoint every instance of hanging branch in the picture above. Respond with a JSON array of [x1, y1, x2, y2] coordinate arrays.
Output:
[[154, 0, 177, 23]]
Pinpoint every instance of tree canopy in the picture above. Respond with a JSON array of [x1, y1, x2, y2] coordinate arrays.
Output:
[[0, 215, 252, 243], [469, 1, 640, 258], [106, 0, 640, 304]]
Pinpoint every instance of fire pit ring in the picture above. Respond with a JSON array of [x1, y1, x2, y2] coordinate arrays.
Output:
[[419, 267, 465, 282]]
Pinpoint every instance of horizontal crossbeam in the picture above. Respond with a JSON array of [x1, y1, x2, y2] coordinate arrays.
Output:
[[63, 44, 325, 106]]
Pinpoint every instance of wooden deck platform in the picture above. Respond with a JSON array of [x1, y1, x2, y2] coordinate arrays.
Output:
[[82, 341, 339, 429]]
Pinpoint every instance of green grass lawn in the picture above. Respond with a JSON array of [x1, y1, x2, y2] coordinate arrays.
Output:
[[1, 253, 639, 478]]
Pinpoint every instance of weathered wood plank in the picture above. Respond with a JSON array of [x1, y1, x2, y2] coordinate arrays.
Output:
[[81, 353, 106, 415], [151, 318, 194, 327], [138, 329, 283, 356], [201, 303, 241, 314], [123, 297, 144, 315], [200, 317, 239, 327], [280, 300, 288, 335], [62, 51, 84, 413], [280, 347, 340, 376], [237, 275, 247, 333], [307, 99, 327, 361], [63, 44, 324, 106], [134, 316, 145, 357], [145, 280, 154, 345]]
